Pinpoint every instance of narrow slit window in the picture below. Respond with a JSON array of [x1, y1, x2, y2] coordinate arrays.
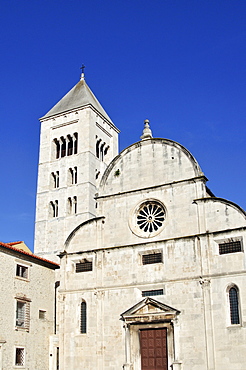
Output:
[[55, 200, 58, 217], [229, 286, 240, 325], [80, 301, 87, 334], [74, 133, 78, 154], [74, 196, 77, 214], [67, 197, 72, 215], [96, 139, 101, 158], [100, 142, 105, 161], [74, 167, 77, 184]]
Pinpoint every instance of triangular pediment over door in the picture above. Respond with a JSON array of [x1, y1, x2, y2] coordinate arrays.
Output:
[[121, 297, 180, 324]]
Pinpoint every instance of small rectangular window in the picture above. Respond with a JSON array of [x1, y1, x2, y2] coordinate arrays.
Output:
[[142, 253, 162, 265], [16, 265, 28, 279], [15, 347, 25, 366], [219, 241, 242, 255], [142, 289, 164, 297], [39, 310, 46, 319], [76, 260, 92, 273]]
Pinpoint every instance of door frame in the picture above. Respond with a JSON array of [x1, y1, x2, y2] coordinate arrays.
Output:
[[130, 322, 173, 369]]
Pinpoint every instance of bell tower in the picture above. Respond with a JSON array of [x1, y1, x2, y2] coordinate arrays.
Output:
[[34, 71, 119, 262]]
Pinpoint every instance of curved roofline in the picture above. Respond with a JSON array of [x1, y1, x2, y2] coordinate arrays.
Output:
[[64, 216, 105, 250], [194, 197, 246, 218], [100, 137, 203, 188]]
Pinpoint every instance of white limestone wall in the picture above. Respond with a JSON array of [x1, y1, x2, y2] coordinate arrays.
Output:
[[0, 250, 56, 370], [60, 228, 246, 369]]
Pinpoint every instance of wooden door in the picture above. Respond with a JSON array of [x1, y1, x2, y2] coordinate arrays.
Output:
[[140, 328, 168, 370]]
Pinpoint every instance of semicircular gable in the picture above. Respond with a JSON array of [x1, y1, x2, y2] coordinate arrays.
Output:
[[64, 217, 104, 253], [99, 138, 203, 196]]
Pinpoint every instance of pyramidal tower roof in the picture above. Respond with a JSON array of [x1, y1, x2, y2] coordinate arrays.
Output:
[[42, 74, 113, 123]]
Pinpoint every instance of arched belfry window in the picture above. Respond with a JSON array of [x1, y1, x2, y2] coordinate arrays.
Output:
[[229, 285, 240, 325], [54, 133, 78, 159], [61, 137, 66, 158], [80, 301, 87, 334], [54, 139, 60, 159], [67, 135, 73, 156]]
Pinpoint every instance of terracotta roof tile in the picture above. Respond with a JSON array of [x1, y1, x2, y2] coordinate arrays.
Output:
[[0, 241, 59, 268]]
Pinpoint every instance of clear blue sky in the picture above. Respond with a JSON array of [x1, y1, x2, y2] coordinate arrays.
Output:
[[0, 1, 245, 250]]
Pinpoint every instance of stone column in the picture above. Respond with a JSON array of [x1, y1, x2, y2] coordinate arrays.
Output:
[[171, 318, 182, 370], [200, 278, 215, 370], [122, 323, 132, 370]]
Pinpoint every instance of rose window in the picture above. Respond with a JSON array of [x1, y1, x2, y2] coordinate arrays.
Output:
[[136, 201, 165, 234]]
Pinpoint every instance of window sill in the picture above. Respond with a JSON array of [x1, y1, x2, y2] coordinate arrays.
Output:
[[15, 276, 29, 282], [15, 327, 29, 332], [227, 324, 242, 329]]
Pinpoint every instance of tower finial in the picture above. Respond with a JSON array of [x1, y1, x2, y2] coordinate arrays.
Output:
[[140, 119, 153, 140], [80, 64, 86, 80]]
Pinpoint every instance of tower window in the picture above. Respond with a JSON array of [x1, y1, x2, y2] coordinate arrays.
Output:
[[74, 196, 77, 214], [74, 167, 77, 184], [74, 133, 78, 154], [67, 197, 77, 215], [80, 301, 87, 334], [96, 138, 101, 158], [54, 139, 60, 159], [229, 286, 240, 325], [67, 135, 73, 156], [61, 137, 66, 158], [95, 137, 109, 161], [50, 200, 58, 218], [67, 197, 72, 215], [69, 167, 77, 185], [53, 133, 78, 159], [51, 171, 59, 188]]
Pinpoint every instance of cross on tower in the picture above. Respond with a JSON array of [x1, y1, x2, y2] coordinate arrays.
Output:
[[80, 64, 86, 74]]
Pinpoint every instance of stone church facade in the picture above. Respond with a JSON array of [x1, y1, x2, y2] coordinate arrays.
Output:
[[34, 72, 246, 369]]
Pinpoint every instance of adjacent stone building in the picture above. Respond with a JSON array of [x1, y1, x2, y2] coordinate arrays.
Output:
[[34, 72, 246, 369], [0, 241, 59, 369]]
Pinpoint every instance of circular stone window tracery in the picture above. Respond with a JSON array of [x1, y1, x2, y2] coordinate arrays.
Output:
[[129, 200, 166, 238]]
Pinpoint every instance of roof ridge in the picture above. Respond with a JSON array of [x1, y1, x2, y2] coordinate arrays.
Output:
[[41, 79, 113, 123]]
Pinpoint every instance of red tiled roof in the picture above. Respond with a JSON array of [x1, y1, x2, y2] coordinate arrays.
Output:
[[0, 241, 60, 267], [7, 241, 23, 246]]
